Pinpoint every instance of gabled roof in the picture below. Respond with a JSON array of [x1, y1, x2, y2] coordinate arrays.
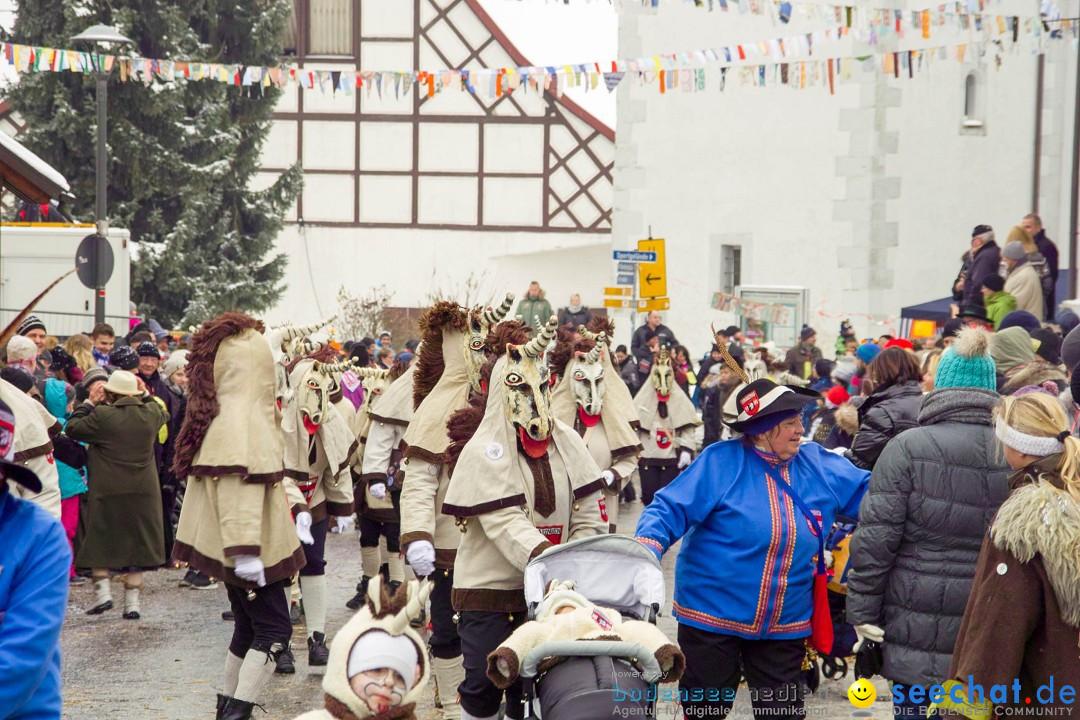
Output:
[[0, 128, 71, 204]]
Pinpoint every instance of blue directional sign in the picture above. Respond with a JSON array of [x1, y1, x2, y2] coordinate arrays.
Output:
[[613, 250, 658, 262], [616, 273, 635, 286], [617, 261, 636, 273]]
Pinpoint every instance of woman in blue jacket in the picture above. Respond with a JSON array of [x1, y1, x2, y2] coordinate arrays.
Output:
[[635, 377, 869, 719]]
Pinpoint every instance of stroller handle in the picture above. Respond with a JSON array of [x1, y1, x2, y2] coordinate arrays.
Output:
[[520, 641, 664, 683]]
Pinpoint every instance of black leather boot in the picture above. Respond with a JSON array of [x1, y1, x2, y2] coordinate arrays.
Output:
[[308, 631, 329, 666], [215, 693, 228, 719], [274, 643, 295, 675], [344, 576, 371, 611], [220, 697, 255, 720]]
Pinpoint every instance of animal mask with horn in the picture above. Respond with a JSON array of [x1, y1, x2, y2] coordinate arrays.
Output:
[[570, 333, 606, 420], [650, 345, 675, 401], [357, 367, 392, 416], [464, 293, 514, 394], [266, 315, 336, 404], [294, 357, 361, 435], [503, 315, 558, 450]]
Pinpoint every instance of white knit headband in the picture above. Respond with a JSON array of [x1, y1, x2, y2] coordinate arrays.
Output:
[[994, 418, 1066, 456]]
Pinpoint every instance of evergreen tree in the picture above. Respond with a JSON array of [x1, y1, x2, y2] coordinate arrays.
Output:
[[1, 0, 301, 326]]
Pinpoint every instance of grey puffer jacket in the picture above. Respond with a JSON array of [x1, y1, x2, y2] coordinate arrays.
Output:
[[846, 387, 1011, 688]]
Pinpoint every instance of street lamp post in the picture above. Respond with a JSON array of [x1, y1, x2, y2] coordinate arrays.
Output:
[[70, 24, 132, 326]]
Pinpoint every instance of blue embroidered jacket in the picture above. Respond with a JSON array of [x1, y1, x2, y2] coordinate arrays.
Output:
[[634, 440, 869, 639]]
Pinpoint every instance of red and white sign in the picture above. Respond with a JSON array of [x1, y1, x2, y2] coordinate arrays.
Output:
[[742, 390, 761, 416], [598, 497, 609, 523], [536, 524, 564, 545], [655, 428, 672, 450]]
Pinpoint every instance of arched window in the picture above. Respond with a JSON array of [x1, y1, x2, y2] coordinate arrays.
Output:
[[964, 72, 977, 119]]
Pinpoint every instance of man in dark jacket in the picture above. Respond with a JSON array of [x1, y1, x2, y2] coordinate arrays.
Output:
[[846, 327, 1010, 718], [630, 311, 678, 357], [955, 225, 1001, 311], [556, 293, 591, 330], [1022, 213, 1059, 320], [622, 330, 660, 396], [784, 326, 822, 380]]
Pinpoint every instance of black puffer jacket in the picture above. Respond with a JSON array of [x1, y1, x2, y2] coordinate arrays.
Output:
[[847, 380, 923, 470], [846, 387, 1011, 688]]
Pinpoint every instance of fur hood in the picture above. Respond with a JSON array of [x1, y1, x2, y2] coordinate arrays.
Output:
[[1002, 361, 1067, 395], [991, 473, 1080, 627], [833, 401, 860, 436], [411, 302, 468, 411]]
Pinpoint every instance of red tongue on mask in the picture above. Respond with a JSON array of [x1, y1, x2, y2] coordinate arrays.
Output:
[[302, 414, 319, 435], [518, 427, 550, 458], [578, 406, 601, 427], [657, 391, 670, 403]]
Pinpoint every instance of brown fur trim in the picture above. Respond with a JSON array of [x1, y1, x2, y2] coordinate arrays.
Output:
[[387, 356, 409, 384], [442, 494, 527, 518], [412, 301, 469, 410], [190, 466, 284, 484], [452, 587, 528, 613], [834, 401, 860, 436], [324, 695, 417, 720], [546, 327, 581, 380], [171, 538, 305, 588], [572, 477, 607, 500], [435, 548, 456, 568], [172, 313, 265, 480], [368, 413, 410, 427], [445, 399, 487, 477], [13, 439, 53, 463], [403, 445, 446, 465], [484, 320, 530, 355], [655, 643, 687, 683], [487, 648, 520, 689], [610, 444, 644, 462]]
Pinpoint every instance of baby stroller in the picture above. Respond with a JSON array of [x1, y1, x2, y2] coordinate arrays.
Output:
[[518, 534, 668, 720]]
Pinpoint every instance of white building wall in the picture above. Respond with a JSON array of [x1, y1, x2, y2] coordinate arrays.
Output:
[[614, 1, 1072, 358]]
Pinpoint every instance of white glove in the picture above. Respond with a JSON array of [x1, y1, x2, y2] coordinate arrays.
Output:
[[295, 511, 315, 546], [853, 623, 885, 653], [334, 515, 354, 534], [370, 483, 387, 500], [823, 549, 834, 568], [677, 450, 692, 469], [601, 470, 617, 487], [233, 555, 266, 587], [406, 540, 436, 577]]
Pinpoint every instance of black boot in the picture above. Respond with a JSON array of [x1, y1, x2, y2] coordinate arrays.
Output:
[[220, 697, 255, 720], [308, 631, 329, 666], [274, 644, 295, 675], [215, 693, 229, 720], [379, 562, 390, 584], [345, 576, 371, 611], [388, 580, 402, 597]]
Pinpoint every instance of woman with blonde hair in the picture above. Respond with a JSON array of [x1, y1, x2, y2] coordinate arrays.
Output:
[[932, 390, 1080, 717], [1006, 225, 1049, 284], [64, 333, 96, 372]]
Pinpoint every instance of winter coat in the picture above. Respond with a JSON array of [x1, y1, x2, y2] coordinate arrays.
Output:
[[783, 343, 822, 381], [43, 379, 87, 500], [631, 324, 678, 357], [1000, 361, 1067, 398], [635, 441, 868, 639], [933, 455, 1080, 717], [699, 378, 737, 448], [846, 381, 923, 470], [0, 484, 70, 720], [1004, 261, 1045, 319], [557, 306, 591, 330], [66, 395, 169, 569], [962, 241, 1001, 309], [983, 291, 1016, 329], [515, 296, 555, 332], [1035, 229, 1059, 319], [846, 387, 1011, 688], [820, 401, 858, 450]]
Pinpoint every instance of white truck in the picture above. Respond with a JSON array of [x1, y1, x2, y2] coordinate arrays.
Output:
[[0, 222, 131, 338]]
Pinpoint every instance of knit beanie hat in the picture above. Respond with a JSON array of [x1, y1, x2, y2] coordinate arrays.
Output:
[[1030, 328, 1062, 366], [832, 356, 858, 384], [884, 338, 914, 351], [1056, 310, 1080, 336], [998, 310, 1041, 333], [855, 342, 881, 365], [16, 314, 46, 337], [49, 346, 75, 372], [839, 320, 855, 338], [935, 327, 997, 391], [1003, 241, 1027, 261], [941, 317, 964, 340], [800, 325, 816, 341], [161, 349, 189, 379], [346, 630, 419, 692], [981, 275, 1005, 293], [108, 345, 139, 371], [825, 385, 850, 407], [0, 366, 34, 393], [814, 359, 835, 379], [5, 335, 36, 363], [136, 341, 161, 359]]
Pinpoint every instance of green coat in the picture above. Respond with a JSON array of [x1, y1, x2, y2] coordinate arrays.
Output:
[[67, 395, 169, 569], [515, 296, 554, 331], [985, 291, 1017, 329]]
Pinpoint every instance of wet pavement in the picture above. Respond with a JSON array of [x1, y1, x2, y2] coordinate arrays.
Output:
[[62, 496, 896, 719]]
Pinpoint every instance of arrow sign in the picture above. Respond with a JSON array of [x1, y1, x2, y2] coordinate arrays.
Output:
[[636, 238, 667, 299], [644, 273, 662, 286], [613, 250, 658, 262]]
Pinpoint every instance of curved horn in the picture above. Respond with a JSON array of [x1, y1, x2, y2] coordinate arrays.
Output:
[[578, 325, 600, 342], [391, 580, 434, 633], [481, 293, 515, 327], [356, 367, 390, 379], [584, 334, 605, 363], [367, 574, 384, 614], [711, 322, 750, 384], [317, 359, 360, 375], [658, 344, 671, 364], [522, 315, 558, 359]]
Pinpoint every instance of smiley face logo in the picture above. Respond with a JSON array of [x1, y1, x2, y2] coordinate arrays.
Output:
[[847, 678, 876, 708]]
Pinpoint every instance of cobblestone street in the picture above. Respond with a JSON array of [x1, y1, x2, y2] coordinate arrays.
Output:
[[61, 498, 896, 719]]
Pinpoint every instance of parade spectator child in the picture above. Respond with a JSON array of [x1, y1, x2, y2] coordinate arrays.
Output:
[[43, 378, 87, 582], [980, 275, 1016, 329]]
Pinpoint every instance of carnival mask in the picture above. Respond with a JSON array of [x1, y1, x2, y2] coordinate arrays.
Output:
[[570, 334, 606, 419], [650, 345, 675, 401], [504, 316, 558, 444], [296, 359, 358, 434], [464, 293, 514, 394]]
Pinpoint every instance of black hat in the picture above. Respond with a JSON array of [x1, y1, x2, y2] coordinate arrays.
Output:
[[108, 345, 140, 371], [725, 326, 741, 337], [972, 224, 993, 237], [16, 314, 46, 336], [0, 398, 42, 492], [49, 346, 75, 372], [723, 378, 820, 435], [981, 275, 1005, 293], [958, 304, 989, 322], [941, 318, 964, 339], [136, 341, 161, 359], [1031, 328, 1062, 366], [0, 367, 34, 394]]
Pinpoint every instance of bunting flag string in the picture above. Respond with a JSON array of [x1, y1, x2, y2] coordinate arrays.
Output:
[[711, 292, 796, 325], [0, 5, 1072, 101]]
